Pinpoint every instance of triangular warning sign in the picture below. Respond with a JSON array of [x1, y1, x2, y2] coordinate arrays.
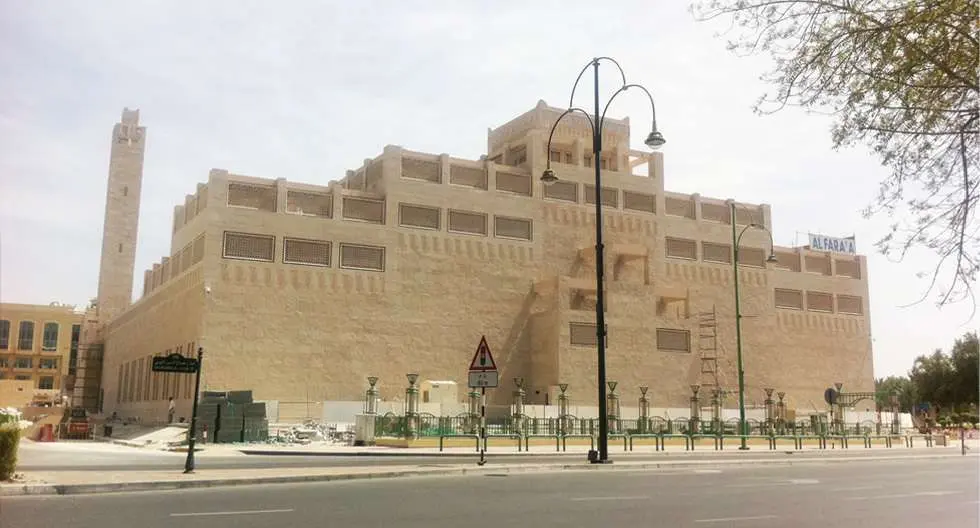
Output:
[[468, 336, 497, 372]]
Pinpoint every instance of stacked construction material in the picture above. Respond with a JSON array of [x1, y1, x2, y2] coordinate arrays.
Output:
[[195, 390, 268, 444]]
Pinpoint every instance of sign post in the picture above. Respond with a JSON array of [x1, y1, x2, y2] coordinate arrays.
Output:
[[151, 349, 203, 473], [467, 336, 497, 466]]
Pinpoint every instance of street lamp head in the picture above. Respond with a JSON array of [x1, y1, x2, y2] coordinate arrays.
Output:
[[540, 167, 558, 185], [406, 373, 419, 386], [644, 129, 666, 149], [766, 253, 779, 263]]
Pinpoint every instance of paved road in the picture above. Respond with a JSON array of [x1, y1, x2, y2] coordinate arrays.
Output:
[[5, 455, 976, 527], [16, 441, 967, 471]]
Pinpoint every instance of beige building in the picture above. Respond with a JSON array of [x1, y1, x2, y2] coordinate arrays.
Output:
[[0, 303, 84, 393], [96, 100, 874, 422]]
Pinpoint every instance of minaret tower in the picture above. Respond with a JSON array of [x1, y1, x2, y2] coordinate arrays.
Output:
[[95, 108, 146, 322]]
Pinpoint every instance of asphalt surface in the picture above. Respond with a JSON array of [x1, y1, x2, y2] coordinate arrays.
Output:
[[15, 441, 968, 471], [4, 455, 977, 527]]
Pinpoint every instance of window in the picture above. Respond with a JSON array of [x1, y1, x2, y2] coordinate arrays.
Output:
[[806, 291, 834, 312], [774, 289, 804, 310], [122, 185, 129, 197], [286, 190, 333, 218], [283, 238, 332, 267], [494, 216, 532, 241], [448, 210, 488, 236], [835, 259, 862, 279], [737, 247, 766, 268], [38, 376, 54, 390], [402, 158, 441, 182], [805, 255, 831, 275], [664, 196, 695, 219], [15, 375, 30, 381], [42, 322, 59, 351], [656, 329, 690, 352], [0, 320, 8, 349], [449, 164, 487, 189], [339, 243, 385, 271], [118, 243, 123, 253], [17, 321, 34, 350], [542, 180, 578, 202], [702, 242, 731, 264], [495, 171, 531, 196], [570, 323, 606, 346], [399, 203, 441, 230], [772, 251, 801, 272], [0, 358, 7, 368], [584, 184, 619, 207], [342, 197, 385, 224], [837, 295, 864, 315], [39, 358, 57, 370], [227, 182, 277, 211], [223, 232, 275, 262], [623, 191, 657, 214], [665, 237, 697, 260], [701, 203, 731, 223], [14, 357, 32, 369]]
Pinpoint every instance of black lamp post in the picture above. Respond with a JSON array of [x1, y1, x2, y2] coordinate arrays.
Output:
[[541, 57, 665, 463]]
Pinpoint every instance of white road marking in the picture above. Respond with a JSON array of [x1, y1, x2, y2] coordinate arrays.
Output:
[[693, 469, 723, 474], [695, 514, 778, 523], [170, 509, 295, 517], [787, 478, 820, 485], [846, 490, 960, 501], [834, 485, 882, 492], [569, 496, 648, 502]]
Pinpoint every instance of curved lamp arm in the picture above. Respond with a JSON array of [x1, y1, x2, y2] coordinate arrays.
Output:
[[544, 107, 596, 169], [736, 222, 777, 261], [598, 83, 660, 138], [568, 56, 627, 109]]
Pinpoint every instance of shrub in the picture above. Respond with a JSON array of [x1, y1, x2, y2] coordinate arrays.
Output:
[[0, 423, 20, 481]]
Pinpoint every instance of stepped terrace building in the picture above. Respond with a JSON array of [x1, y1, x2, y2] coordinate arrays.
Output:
[[99, 100, 874, 422]]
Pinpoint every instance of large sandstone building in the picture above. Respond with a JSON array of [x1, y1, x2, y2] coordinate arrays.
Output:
[[92, 101, 873, 422]]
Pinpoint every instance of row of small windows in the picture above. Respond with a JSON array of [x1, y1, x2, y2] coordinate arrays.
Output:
[[0, 320, 61, 351], [0, 357, 59, 370], [222, 232, 386, 272], [568, 323, 692, 353], [774, 289, 864, 315], [569, 299, 863, 352], [0, 357, 58, 370], [399, 203, 533, 241], [664, 237, 862, 279], [117, 342, 197, 405]]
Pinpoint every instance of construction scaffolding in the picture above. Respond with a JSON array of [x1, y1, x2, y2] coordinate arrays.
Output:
[[697, 306, 720, 393], [71, 342, 104, 414]]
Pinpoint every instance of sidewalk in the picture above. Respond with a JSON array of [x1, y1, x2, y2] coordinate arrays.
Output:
[[3, 446, 974, 497]]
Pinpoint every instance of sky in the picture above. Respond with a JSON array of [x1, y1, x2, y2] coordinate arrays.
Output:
[[0, 0, 974, 378]]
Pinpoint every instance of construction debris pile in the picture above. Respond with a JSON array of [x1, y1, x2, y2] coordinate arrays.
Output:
[[268, 420, 355, 446]]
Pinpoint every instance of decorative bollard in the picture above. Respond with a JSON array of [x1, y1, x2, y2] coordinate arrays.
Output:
[[638, 386, 650, 434], [364, 376, 380, 415], [607, 381, 620, 435], [405, 373, 420, 438], [833, 382, 845, 435], [558, 383, 570, 436], [711, 389, 723, 434], [512, 377, 526, 436], [776, 391, 787, 434], [468, 389, 481, 434], [689, 385, 701, 434], [764, 388, 775, 434]]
